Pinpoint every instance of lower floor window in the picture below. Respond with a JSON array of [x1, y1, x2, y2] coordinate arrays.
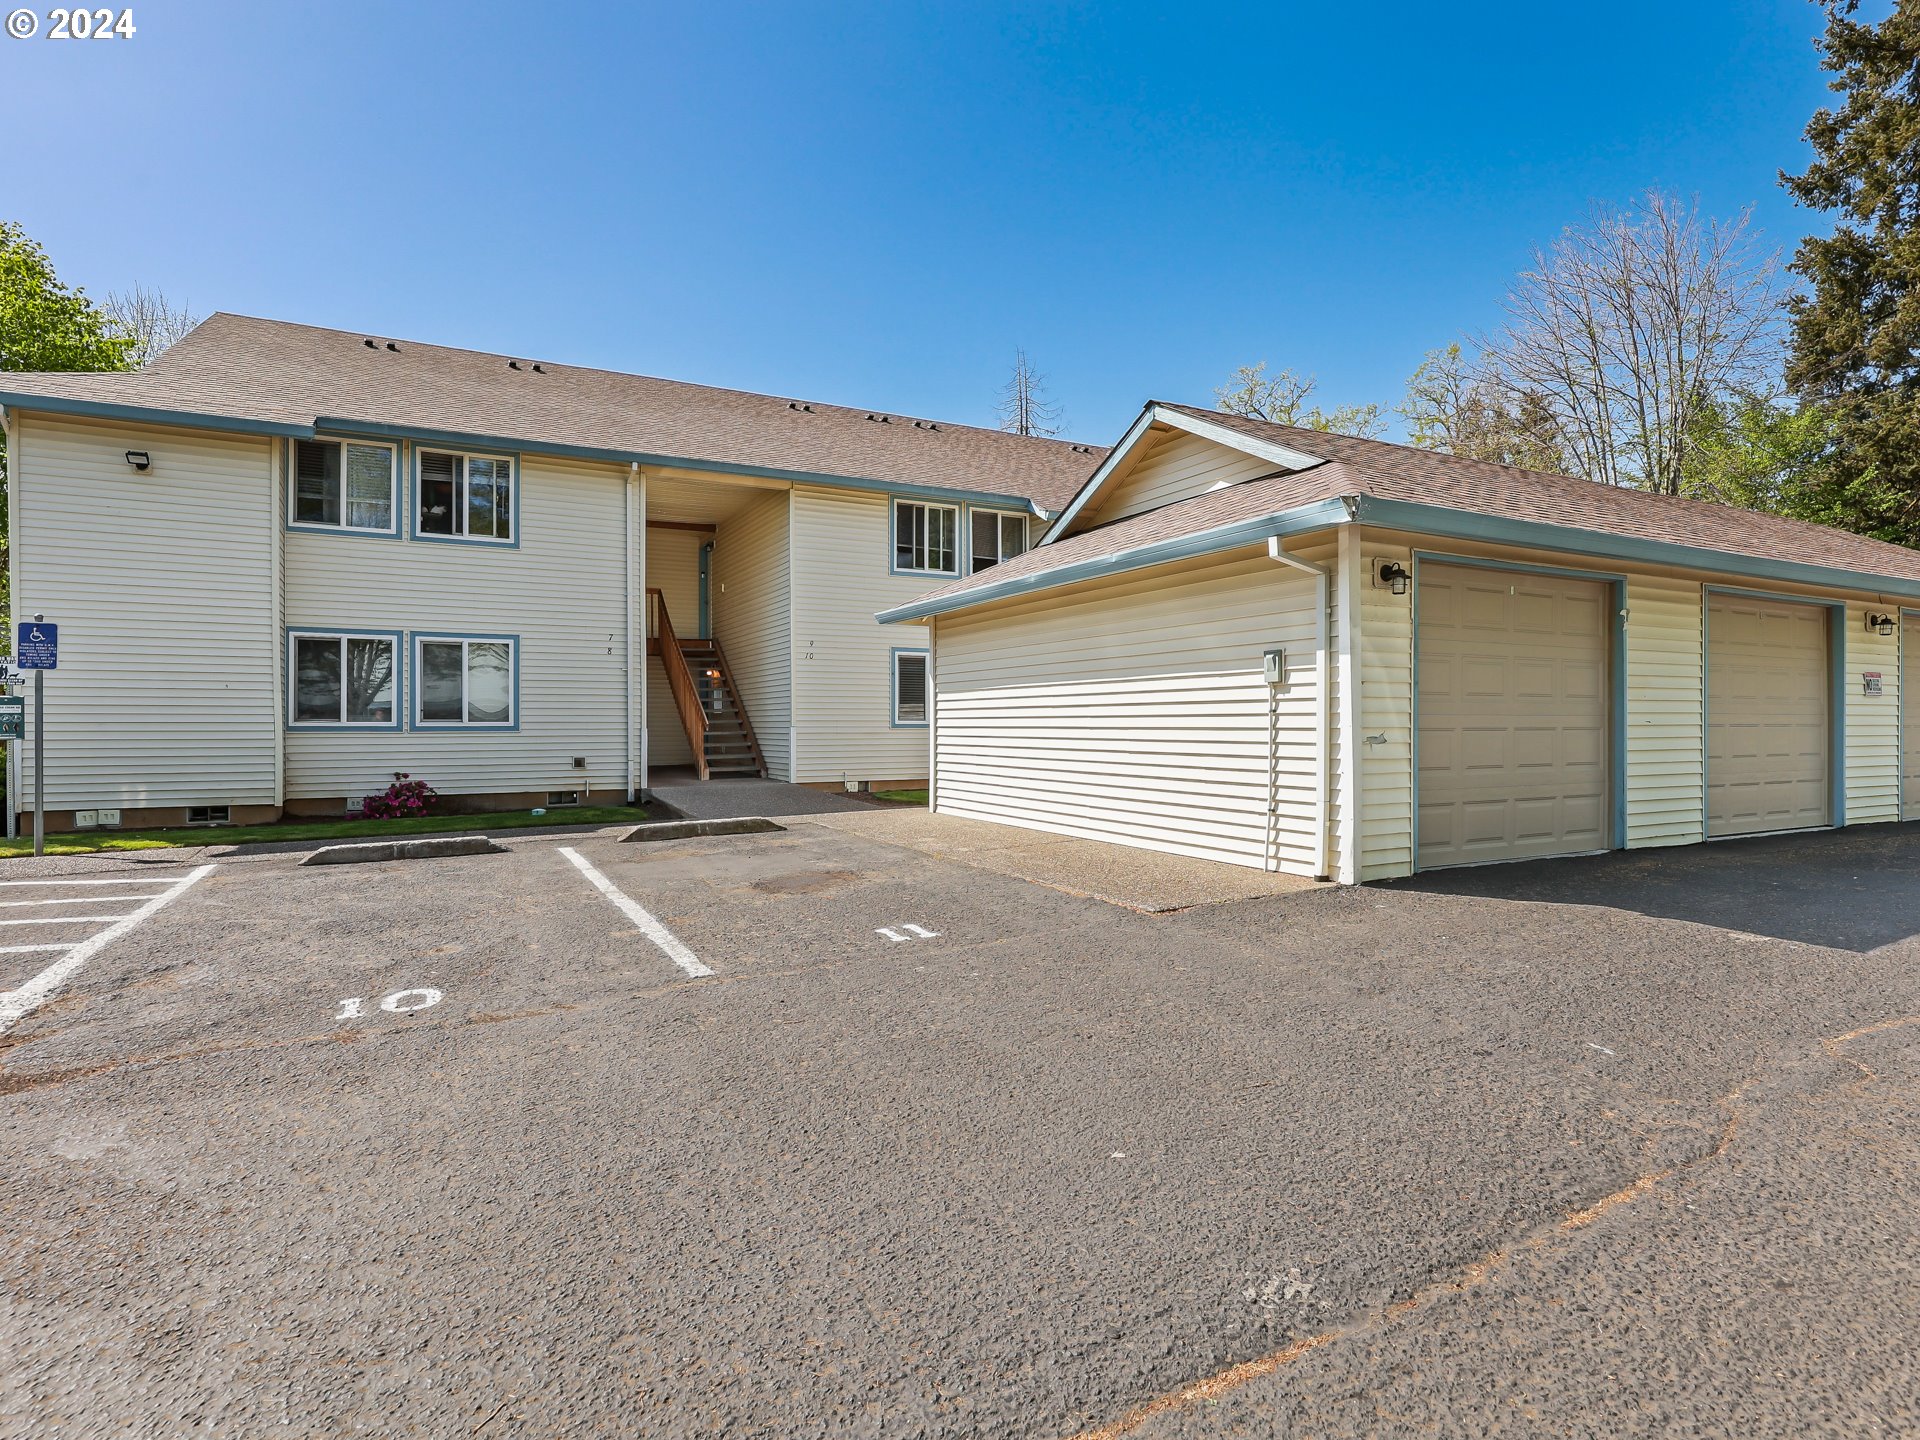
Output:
[[416, 636, 516, 726], [292, 632, 396, 724], [894, 650, 929, 725]]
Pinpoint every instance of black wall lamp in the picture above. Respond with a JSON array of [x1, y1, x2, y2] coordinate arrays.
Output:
[[124, 450, 150, 471], [1378, 561, 1410, 595], [1867, 611, 1896, 636]]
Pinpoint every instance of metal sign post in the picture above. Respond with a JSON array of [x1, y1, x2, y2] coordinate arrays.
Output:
[[16, 616, 59, 858]]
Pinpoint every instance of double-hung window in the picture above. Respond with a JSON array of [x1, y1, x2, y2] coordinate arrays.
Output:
[[290, 439, 397, 533], [290, 631, 398, 726], [418, 450, 515, 543], [969, 509, 1029, 572], [893, 650, 930, 726], [893, 499, 958, 575], [415, 636, 516, 727]]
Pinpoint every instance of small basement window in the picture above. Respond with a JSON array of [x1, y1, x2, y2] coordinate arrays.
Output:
[[418, 450, 515, 542], [893, 499, 958, 575], [546, 790, 581, 807], [893, 650, 929, 726], [185, 805, 231, 825], [970, 508, 1029, 572], [290, 438, 397, 533]]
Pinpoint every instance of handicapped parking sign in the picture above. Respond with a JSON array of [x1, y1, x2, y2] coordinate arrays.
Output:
[[15, 622, 56, 670]]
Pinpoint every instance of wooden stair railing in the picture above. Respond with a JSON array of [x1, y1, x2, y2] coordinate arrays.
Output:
[[647, 587, 709, 780]]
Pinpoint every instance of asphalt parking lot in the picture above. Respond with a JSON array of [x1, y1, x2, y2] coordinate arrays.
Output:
[[2, 819, 1917, 1438]]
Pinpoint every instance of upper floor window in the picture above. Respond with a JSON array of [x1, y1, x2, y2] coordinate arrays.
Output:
[[291, 439, 396, 533], [893, 499, 958, 575], [970, 509, 1029, 572], [419, 450, 515, 543]]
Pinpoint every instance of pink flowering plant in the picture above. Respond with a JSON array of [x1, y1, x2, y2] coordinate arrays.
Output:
[[360, 772, 438, 820]]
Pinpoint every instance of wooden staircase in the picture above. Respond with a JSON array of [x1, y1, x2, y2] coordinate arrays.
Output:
[[647, 588, 766, 780]]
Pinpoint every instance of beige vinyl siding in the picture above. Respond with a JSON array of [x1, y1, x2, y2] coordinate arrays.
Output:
[[1078, 429, 1277, 529], [644, 527, 706, 769], [1905, 614, 1920, 821], [1843, 601, 1900, 825], [932, 548, 1325, 874], [13, 413, 279, 809], [790, 484, 940, 784], [284, 449, 629, 802], [1621, 574, 1703, 847], [713, 489, 792, 780], [1355, 537, 1415, 880]]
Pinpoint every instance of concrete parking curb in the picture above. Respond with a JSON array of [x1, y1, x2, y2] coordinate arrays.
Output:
[[299, 836, 508, 866], [618, 818, 787, 843]]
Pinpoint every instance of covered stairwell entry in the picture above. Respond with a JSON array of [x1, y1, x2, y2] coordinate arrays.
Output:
[[648, 587, 766, 779]]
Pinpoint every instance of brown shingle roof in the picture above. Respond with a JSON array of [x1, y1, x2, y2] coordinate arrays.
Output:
[[888, 401, 1920, 617], [0, 313, 1104, 508]]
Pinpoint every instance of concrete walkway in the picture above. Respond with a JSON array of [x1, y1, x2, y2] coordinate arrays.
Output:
[[807, 807, 1323, 912], [646, 774, 872, 820]]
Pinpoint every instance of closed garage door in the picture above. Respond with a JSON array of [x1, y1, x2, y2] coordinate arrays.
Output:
[[1707, 593, 1830, 837], [1905, 613, 1920, 821], [1416, 564, 1611, 869]]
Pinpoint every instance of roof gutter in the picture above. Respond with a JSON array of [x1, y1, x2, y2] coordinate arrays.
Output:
[[1352, 496, 1920, 602], [876, 496, 1354, 624]]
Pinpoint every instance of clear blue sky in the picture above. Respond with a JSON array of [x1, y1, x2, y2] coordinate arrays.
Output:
[[1, 0, 1837, 443]]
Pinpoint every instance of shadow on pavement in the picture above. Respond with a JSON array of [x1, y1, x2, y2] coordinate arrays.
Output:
[[1377, 822, 1920, 952]]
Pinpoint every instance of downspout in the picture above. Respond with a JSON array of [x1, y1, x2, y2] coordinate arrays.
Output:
[[270, 437, 286, 813], [1267, 535, 1331, 879], [1, 405, 15, 840], [627, 462, 644, 801]]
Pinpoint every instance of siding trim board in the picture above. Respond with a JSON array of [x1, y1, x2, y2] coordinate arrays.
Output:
[[1702, 585, 1845, 838], [1407, 551, 1629, 872]]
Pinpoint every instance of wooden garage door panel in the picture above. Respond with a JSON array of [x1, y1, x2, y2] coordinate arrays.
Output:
[[1707, 595, 1829, 838], [1905, 615, 1920, 821], [1417, 565, 1610, 868]]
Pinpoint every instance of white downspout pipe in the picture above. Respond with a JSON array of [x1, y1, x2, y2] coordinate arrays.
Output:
[[1267, 535, 1331, 879], [627, 462, 644, 802]]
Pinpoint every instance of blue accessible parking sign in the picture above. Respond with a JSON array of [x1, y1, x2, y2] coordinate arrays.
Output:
[[15, 622, 57, 670]]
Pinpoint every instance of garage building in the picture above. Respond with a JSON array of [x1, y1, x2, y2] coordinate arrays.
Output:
[[879, 404, 1920, 883]]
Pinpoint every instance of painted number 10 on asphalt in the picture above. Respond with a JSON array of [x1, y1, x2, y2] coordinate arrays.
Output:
[[336, 987, 443, 1020]]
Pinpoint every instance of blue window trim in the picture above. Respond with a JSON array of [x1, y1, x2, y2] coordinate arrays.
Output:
[[1701, 584, 1847, 835], [890, 646, 930, 728], [409, 631, 522, 731], [410, 446, 523, 549], [284, 627, 405, 732], [283, 436, 404, 540], [1407, 551, 1630, 873], [889, 496, 961, 579]]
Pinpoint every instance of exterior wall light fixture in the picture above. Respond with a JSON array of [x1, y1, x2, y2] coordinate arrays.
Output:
[[124, 450, 151, 471], [1378, 561, 1410, 595], [1867, 612, 1896, 636]]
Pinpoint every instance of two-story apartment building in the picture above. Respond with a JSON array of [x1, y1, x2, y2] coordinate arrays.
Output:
[[0, 314, 1101, 827]]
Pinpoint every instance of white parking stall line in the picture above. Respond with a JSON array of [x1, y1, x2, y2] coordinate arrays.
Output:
[[0, 875, 199, 888], [0, 864, 216, 1032], [0, 893, 169, 908], [558, 847, 714, 979], [0, 914, 140, 926], [0, 943, 76, 955]]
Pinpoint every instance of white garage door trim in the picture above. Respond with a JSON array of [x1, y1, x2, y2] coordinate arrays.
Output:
[[1411, 553, 1626, 872], [1703, 585, 1843, 839]]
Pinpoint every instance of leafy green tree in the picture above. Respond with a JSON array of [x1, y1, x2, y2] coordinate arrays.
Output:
[[0, 221, 134, 626], [1215, 361, 1386, 439], [1782, 1, 1920, 543], [1681, 390, 1835, 516]]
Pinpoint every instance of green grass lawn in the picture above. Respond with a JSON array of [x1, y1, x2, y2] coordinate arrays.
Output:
[[871, 788, 929, 805], [0, 805, 652, 859]]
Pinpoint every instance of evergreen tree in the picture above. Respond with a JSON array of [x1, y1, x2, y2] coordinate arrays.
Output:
[[1782, 0, 1920, 543]]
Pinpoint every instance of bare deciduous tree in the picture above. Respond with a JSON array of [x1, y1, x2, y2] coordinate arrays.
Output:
[[996, 349, 1062, 437], [1399, 343, 1566, 472], [103, 284, 200, 367], [1214, 360, 1385, 438], [1480, 192, 1781, 493]]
